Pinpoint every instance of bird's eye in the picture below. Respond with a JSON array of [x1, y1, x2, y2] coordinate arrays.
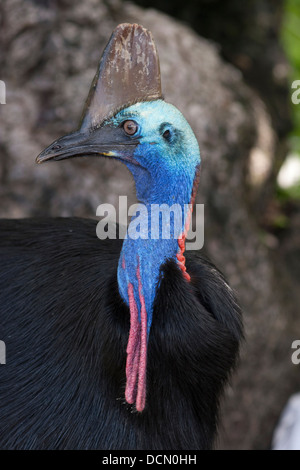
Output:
[[163, 129, 171, 140], [123, 120, 139, 136]]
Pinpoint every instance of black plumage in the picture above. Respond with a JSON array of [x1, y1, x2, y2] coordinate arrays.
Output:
[[0, 218, 242, 450]]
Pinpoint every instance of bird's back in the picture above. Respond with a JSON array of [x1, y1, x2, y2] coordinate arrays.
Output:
[[0, 217, 242, 449]]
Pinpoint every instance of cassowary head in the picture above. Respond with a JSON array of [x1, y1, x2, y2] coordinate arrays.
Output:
[[37, 24, 200, 206]]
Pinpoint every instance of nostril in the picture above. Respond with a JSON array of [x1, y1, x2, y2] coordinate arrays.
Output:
[[52, 144, 61, 150]]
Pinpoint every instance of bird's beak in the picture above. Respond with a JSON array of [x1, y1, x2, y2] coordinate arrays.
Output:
[[36, 127, 140, 165]]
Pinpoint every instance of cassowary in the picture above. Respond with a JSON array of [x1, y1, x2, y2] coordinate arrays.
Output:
[[0, 24, 243, 450]]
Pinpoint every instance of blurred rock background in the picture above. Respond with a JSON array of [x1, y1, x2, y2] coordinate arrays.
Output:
[[1, 0, 300, 449]]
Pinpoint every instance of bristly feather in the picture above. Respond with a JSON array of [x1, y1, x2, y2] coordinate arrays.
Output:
[[0, 218, 242, 450]]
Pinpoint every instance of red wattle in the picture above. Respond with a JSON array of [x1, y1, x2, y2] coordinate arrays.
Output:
[[125, 283, 140, 404], [125, 265, 148, 412], [177, 165, 201, 282], [136, 265, 147, 412]]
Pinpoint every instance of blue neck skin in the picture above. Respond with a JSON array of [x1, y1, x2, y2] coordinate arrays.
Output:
[[117, 152, 197, 335]]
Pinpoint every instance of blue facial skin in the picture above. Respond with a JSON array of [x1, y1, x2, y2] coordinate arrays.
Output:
[[108, 100, 201, 335]]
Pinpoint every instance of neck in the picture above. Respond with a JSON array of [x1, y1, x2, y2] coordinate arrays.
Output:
[[117, 164, 201, 411], [119, 164, 201, 289]]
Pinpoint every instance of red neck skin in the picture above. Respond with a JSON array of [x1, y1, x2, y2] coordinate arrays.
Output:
[[176, 164, 201, 281]]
